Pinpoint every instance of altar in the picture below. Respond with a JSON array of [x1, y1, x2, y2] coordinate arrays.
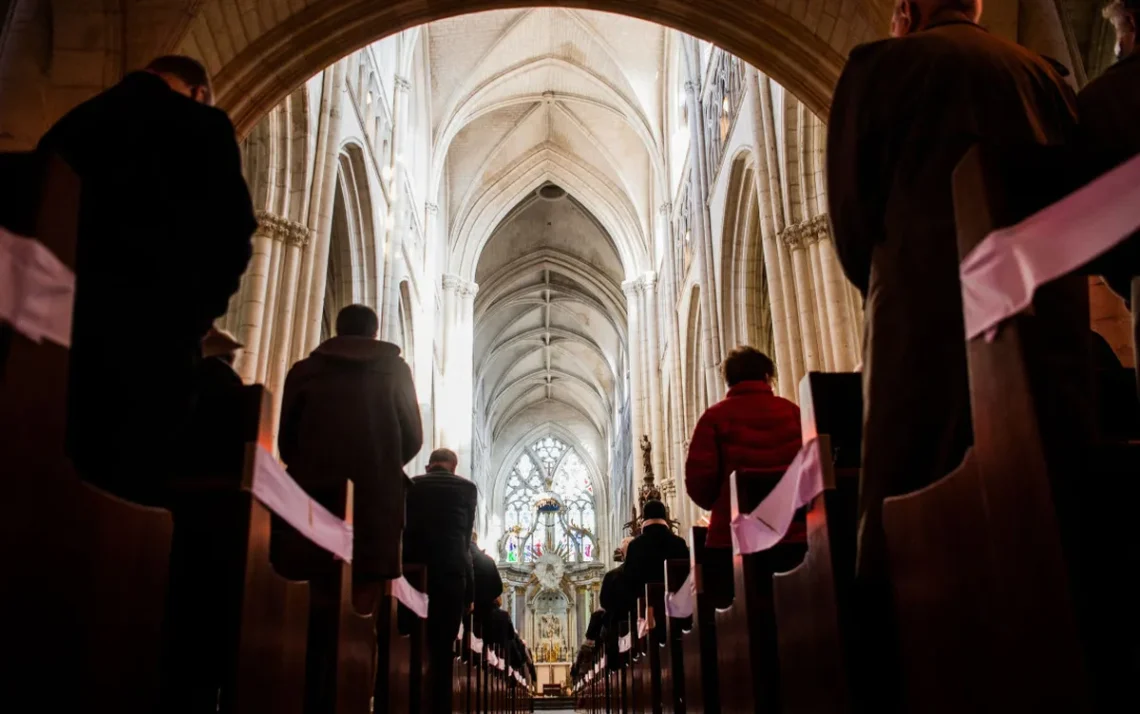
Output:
[[533, 663, 571, 693]]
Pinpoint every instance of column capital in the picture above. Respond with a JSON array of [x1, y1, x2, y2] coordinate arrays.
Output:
[[684, 80, 699, 97], [394, 75, 412, 93], [621, 277, 644, 296], [255, 210, 312, 247], [442, 273, 479, 297], [425, 202, 439, 215], [641, 272, 658, 292], [658, 202, 673, 216], [781, 214, 830, 249]]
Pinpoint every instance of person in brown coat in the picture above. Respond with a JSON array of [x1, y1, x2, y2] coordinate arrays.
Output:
[[276, 304, 423, 592], [1079, 0, 1140, 392], [828, 3, 1078, 704], [828, 0, 1078, 582]]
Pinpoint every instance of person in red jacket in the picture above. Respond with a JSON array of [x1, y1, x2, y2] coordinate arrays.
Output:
[[684, 347, 802, 592]]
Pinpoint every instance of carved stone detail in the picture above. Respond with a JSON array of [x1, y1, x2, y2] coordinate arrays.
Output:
[[255, 210, 312, 247], [779, 213, 830, 250]]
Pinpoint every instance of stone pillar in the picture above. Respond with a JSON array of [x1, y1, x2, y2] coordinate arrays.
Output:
[[660, 203, 688, 513], [622, 278, 646, 486], [746, 68, 795, 398], [682, 37, 724, 406], [807, 238, 834, 371], [234, 216, 275, 383], [813, 217, 859, 370], [256, 240, 284, 384], [265, 219, 314, 437], [785, 225, 823, 373], [441, 274, 478, 475], [641, 273, 667, 487], [380, 74, 412, 344], [757, 72, 806, 397], [292, 61, 344, 360], [298, 60, 347, 357]]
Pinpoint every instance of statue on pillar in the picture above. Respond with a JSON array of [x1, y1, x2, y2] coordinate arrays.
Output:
[[640, 434, 654, 482]]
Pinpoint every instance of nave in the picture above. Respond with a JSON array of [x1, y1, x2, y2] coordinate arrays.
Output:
[[3, 1, 1140, 713]]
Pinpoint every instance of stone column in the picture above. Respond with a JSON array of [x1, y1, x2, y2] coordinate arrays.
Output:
[[746, 68, 795, 398], [441, 274, 478, 475], [683, 37, 724, 406], [660, 203, 688, 513], [299, 59, 347, 357], [812, 217, 859, 370], [622, 278, 646, 485], [256, 240, 284, 384], [380, 74, 412, 344], [265, 218, 314, 436], [292, 61, 344, 360], [785, 224, 823, 373], [234, 215, 275, 383], [641, 273, 667, 487], [807, 238, 834, 371]]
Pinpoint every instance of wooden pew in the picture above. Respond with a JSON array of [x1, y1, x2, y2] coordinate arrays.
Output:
[[661, 558, 690, 714], [882, 144, 1140, 712], [454, 612, 472, 714], [160, 385, 313, 714], [384, 564, 431, 714], [771, 373, 861, 714], [715, 469, 807, 714], [0, 156, 173, 712], [638, 583, 667, 714], [676, 526, 731, 714]]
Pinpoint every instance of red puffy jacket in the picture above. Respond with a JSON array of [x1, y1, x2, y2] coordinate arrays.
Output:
[[684, 380, 802, 549]]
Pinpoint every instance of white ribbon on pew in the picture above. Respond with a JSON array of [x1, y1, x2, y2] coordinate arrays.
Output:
[[457, 623, 464, 641], [618, 634, 631, 653], [252, 447, 353, 562], [600, 656, 606, 670], [665, 570, 695, 619], [637, 617, 649, 639], [497, 657, 506, 671], [0, 226, 74, 347], [471, 636, 483, 654], [393, 576, 429, 619], [730, 438, 823, 556], [960, 152, 1140, 342]]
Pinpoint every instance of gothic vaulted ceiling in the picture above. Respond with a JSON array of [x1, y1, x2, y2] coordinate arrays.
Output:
[[429, 8, 665, 463]]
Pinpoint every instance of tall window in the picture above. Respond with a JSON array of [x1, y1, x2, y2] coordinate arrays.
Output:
[[502, 436, 597, 564]]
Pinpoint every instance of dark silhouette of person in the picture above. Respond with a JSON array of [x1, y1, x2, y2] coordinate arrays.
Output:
[[275, 304, 422, 595], [470, 531, 504, 620], [36, 55, 256, 505], [623, 500, 689, 636], [403, 448, 478, 714], [1080, 0, 1140, 396], [828, 0, 1078, 596]]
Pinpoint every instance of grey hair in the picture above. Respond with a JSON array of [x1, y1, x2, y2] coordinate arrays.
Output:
[[1104, 1, 1133, 25]]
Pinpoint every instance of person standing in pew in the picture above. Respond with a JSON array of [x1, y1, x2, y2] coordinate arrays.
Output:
[[275, 304, 423, 604], [471, 530, 504, 620], [403, 448, 478, 714], [828, 1, 1078, 707], [1079, 0, 1140, 396], [600, 537, 636, 670], [35, 55, 256, 505], [623, 500, 689, 631], [685, 347, 801, 596]]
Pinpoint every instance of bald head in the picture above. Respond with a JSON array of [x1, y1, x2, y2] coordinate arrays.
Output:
[[891, 0, 982, 37], [1105, 1, 1138, 60]]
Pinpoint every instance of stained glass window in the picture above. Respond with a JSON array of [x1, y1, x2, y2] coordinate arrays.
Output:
[[501, 436, 598, 563]]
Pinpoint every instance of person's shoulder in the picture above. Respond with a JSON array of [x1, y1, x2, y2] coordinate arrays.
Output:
[[1080, 56, 1139, 102], [844, 37, 893, 70]]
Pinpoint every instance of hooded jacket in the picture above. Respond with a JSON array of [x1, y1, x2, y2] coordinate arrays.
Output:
[[278, 335, 423, 580]]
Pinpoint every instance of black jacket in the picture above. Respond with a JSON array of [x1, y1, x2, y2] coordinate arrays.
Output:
[[584, 609, 605, 642], [37, 71, 255, 502], [404, 468, 478, 600], [278, 336, 422, 580], [471, 540, 504, 616], [624, 524, 690, 603]]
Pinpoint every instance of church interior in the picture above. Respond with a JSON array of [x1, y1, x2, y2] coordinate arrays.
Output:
[[1, 1, 1138, 713]]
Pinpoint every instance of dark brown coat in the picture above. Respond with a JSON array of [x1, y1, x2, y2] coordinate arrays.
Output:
[[827, 20, 1078, 576], [278, 336, 422, 581]]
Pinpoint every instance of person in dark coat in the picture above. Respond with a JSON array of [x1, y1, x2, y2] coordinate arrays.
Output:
[[35, 55, 255, 505], [403, 448, 478, 714], [1079, 0, 1140, 393], [276, 304, 423, 594], [827, 0, 1078, 587], [471, 532, 505, 619], [624, 500, 689, 614], [599, 538, 635, 672]]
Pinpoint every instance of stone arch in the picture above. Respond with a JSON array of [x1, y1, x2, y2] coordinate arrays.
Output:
[[167, 0, 879, 138], [321, 146, 372, 340], [684, 284, 707, 432], [720, 151, 774, 358], [451, 147, 648, 279], [397, 279, 414, 365]]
